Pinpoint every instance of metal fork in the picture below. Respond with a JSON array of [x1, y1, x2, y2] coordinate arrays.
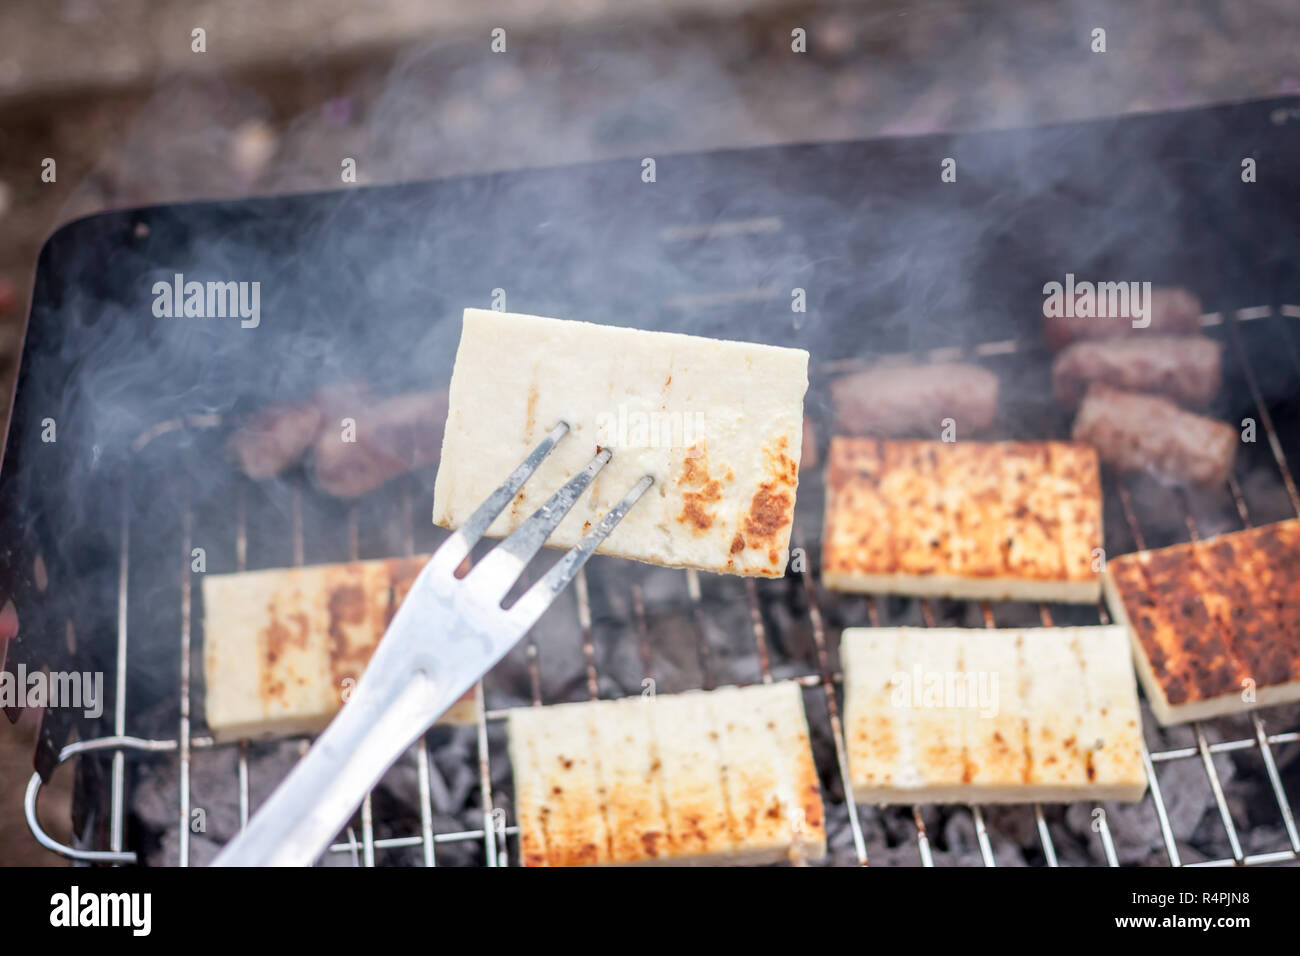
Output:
[[212, 421, 651, 866]]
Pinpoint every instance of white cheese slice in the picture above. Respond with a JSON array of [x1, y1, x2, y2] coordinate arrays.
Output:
[[202, 557, 477, 743], [433, 309, 809, 576], [1021, 628, 1090, 790], [842, 626, 1147, 804], [506, 681, 826, 866]]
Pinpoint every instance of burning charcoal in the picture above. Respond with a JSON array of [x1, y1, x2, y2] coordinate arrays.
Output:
[[850, 841, 926, 867], [829, 362, 998, 438], [423, 751, 454, 814], [130, 727, 491, 866], [941, 810, 1028, 866], [157, 829, 227, 868], [445, 753, 480, 812], [1052, 334, 1222, 409], [1045, 286, 1203, 351], [1071, 383, 1237, 487], [311, 389, 448, 497], [1065, 749, 1236, 866]]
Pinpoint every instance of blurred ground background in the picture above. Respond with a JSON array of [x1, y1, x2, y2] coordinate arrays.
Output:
[[1, 0, 1298, 866]]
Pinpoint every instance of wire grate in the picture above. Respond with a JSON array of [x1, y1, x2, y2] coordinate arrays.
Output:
[[22, 305, 1300, 867]]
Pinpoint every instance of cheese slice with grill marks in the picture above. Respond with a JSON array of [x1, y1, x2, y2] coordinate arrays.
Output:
[[967, 631, 1027, 791], [588, 696, 674, 862], [509, 702, 611, 866], [1022, 631, 1089, 789], [841, 627, 1146, 804], [202, 556, 477, 742], [909, 628, 968, 791], [822, 439, 1103, 602], [433, 309, 809, 576], [506, 682, 826, 866], [1104, 519, 1300, 724], [1050, 442, 1104, 582], [1079, 630, 1149, 789]]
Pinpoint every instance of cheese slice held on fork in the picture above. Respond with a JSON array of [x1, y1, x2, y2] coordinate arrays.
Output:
[[433, 309, 810, 576]]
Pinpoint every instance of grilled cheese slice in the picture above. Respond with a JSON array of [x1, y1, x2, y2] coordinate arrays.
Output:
[[842, 627, 1146, 804], [432, 309, 809, 576], [1080, 629, 1150, 789], [1104, 519, 1300, 725], [202, 556, 477, 742], [1022, 631, 1089, 789], [507, 682, 826, 866], [588, 695, 674, 862], [509, 702, 611, 866], [822, 439, 1103, 602]]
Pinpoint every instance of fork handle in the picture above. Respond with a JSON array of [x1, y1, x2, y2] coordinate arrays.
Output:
[[211, 668, 452, 867]]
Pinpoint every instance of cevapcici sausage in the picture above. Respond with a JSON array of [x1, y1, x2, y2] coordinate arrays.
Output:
[[1045, 286, 1202, 351], [228, 381, 374, 480], [311, 390, 448, 497], [228, 400, 323, 479], [1052, 335, 1222, 409], [1071, 383, 1236, 487], [830, 362, 999, 438]]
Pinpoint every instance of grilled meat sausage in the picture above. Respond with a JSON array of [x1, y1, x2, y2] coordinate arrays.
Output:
[[311, 389, 448, 497], [829, 362, 999, 438], [1071, 383, 1237, 487], [228, 400, 323, 480], [1045, 286, 1202, 351], [228, 381, 374, 479], [1052, 335, 1222, 409]]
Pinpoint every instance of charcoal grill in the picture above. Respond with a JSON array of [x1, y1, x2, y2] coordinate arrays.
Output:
[[6, 97, 1300, 867]]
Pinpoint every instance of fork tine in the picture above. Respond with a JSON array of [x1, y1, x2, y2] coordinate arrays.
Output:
[[466, 446, 613, 594], [431, 421, 568, 573], [506, 475, 653, 628]]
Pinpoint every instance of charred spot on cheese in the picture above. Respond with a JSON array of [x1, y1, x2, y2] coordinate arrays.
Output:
[[263, 606, 309, 660], [676, 442, 726, 533], [385, 558, 422, 614], [734, 439, 797, 564], [326, 581, 370, 685], [678, 442, 709, 484], [260, 611, 309, 709], [524, 381, 539, 437], [745, 484, 792, 541]]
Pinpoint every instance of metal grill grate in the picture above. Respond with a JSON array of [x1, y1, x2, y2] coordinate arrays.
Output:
[[22, 304, 1300, 867]]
